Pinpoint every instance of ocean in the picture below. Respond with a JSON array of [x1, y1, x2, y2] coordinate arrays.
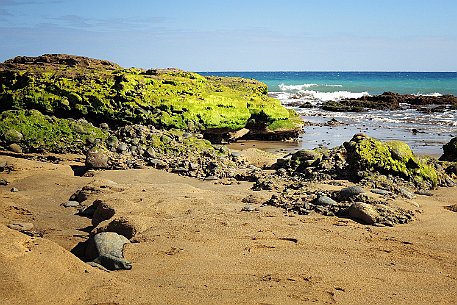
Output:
[[201, 72, 457, 156]]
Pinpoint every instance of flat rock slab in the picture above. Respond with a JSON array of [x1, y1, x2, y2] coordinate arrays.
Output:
[[8, 222, 34, 231]]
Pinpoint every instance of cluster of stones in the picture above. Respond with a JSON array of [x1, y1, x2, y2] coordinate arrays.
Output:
[[265, 185, 414, 226], [85, 123, 247, 180]]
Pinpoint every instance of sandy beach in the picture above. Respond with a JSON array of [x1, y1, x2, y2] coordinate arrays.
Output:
[[1, 153, 456, 305]]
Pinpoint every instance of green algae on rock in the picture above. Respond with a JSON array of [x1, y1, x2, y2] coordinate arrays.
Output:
[[0, 54, 303, 140], [0, 109, 107, 153], [278, 134, 450, 191], [344, 134, 438, 188]]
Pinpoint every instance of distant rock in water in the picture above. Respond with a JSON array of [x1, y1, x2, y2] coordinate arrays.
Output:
[[321, 91, 457, 112]]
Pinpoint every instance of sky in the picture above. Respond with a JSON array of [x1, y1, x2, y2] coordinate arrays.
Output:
[[0, 0, 456, 71]]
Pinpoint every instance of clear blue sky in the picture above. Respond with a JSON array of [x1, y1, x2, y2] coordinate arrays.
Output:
[[1, 0, 456, 71]]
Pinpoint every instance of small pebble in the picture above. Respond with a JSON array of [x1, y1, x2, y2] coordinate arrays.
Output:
[[241, 205, 257, 212], [62, 200, 80, 208], [10, 187, 19, 192]]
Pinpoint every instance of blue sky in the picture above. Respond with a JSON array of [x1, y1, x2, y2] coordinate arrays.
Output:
[[0, 0, 456, 71]]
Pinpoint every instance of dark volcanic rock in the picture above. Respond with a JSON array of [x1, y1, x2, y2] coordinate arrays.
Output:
[[440, 137, 457, 162], [322, 92, 457, 112]]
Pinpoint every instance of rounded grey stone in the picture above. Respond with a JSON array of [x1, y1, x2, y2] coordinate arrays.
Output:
[[62, 200, 80, 208], [315, 195, 337, 206], [338, 186, 365, 200]]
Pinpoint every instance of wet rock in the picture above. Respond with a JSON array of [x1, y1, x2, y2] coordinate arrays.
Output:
[[347, 202, 379, 225]]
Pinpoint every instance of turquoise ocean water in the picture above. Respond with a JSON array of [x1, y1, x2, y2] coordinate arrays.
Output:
[[200, 72, 457, 155], [200, 72, 457, 96]]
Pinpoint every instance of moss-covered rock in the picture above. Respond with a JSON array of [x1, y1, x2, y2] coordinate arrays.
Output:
[[0, 109, 108, 153], [344, 134, 438, 188], [0, 54, 303, 139]]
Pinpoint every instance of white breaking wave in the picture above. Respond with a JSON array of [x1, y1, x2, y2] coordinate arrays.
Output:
[[279, 83, 318, 91], [413, 92, 443, 97], [294, 90, 370, 101], [323, 84, 343, 87], [278, 83, 343, 91]]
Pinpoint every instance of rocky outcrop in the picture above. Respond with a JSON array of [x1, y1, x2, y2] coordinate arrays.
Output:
[[0, 54, 303, 140], [274, 134, 453, 191]]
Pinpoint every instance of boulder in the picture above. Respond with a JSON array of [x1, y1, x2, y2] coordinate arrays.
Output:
[[8, 143, 22, 153], [338, 186, 365, 201], [347, 202, 379, 225], [85, 147, 110, 169], [85, 232, 131, 270], [440, 137, 457, 162], [344, 135, 438, 188]]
